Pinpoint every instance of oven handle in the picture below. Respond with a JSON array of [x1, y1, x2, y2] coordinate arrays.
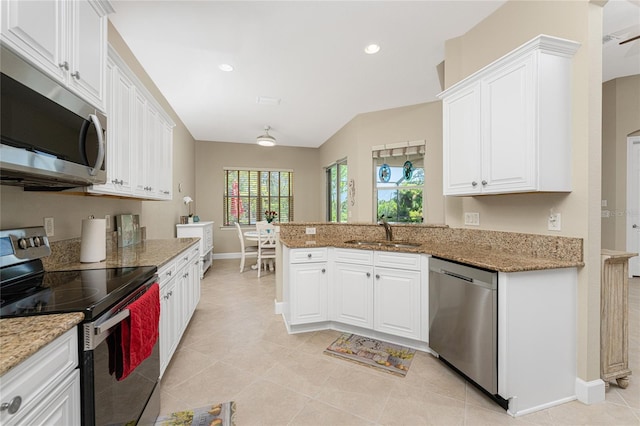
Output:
[[83, 277, 155, 351], [94, 309, 129, 335]]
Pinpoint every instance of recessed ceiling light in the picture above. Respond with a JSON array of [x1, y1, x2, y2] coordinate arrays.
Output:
[[364, 44, 381, 55], [218, 64, 234, 72]]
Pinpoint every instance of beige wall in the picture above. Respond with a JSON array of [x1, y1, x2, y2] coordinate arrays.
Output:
[[194, 141, 321, 254], [601, 75, 640, 250], [443, 0, 603, 383], [319, 102, 445, 225], [0, 22, 197, 240]]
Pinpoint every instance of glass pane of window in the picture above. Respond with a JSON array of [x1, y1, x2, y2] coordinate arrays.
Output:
[[223, 169, 293, 225], [375, 162, 423, 223]]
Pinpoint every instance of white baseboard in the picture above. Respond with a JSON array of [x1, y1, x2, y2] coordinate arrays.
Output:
[[213, 252, 241, 260], [575, 377, 605, 405], [274, 299, 283, 315]]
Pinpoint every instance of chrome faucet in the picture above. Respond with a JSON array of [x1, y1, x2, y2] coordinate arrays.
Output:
[[379, 219, 393, 241]]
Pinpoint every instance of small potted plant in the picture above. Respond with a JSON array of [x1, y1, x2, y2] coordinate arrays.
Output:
[[264, 210, 278, 223]]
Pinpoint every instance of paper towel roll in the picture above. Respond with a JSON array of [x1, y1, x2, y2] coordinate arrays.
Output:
[[80, 219, 106, 263]]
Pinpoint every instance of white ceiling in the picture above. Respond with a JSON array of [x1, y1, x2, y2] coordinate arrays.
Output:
[[109, 1, 640, 149]]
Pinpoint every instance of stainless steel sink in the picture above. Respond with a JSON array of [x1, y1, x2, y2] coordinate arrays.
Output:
[[343, 240, 422, 249]]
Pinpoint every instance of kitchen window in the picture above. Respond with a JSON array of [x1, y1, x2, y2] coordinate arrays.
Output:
[[373, 142, 425, 223], [326, 159, 348, 222], [224, 168, 293, 226]]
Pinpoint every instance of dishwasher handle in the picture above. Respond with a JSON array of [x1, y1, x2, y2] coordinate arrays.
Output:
[[443, 270, 473, 283]]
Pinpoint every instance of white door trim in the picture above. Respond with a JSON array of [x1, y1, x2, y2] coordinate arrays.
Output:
[[627, 136, 640, 277]]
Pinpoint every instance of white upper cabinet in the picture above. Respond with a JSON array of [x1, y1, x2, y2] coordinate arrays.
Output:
[[90, 46, 174, 200], [439, 35, 580, 196], [1, 0, 112, 111]]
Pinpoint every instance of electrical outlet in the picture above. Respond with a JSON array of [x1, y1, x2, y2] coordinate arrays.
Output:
[[44, 217, 54, 237], [305, 227, 316, 235], [548, 212, 562, 231], [464, 212, 480, 226], [601, 200, 608, 207], [105, 215, 111, 230]]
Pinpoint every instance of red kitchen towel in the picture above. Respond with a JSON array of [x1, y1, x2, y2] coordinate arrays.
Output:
[[116, 283, 160, 381]]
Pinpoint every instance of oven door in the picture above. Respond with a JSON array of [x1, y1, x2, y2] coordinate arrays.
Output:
[[81, 280, 160, 426]]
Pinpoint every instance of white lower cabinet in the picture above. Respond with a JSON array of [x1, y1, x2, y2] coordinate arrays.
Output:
[[0, 328, 80, 426], [283, 246, 427, 343], [332, 249, 423, 340], [283, 248, 328, 325], [290, 261, 328, 325], [333, 262, 374, 328], [159, 244, 201, 377], [373, 266, 421, 339]]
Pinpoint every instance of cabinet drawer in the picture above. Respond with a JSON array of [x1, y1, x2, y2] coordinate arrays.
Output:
[[374, 251, 422, 271], [334, 248, 374, 265], [290, 248, 328, 263], [176, 249, 192, 271], [157, 260, 177, 285], [0, 328, 78, 425]]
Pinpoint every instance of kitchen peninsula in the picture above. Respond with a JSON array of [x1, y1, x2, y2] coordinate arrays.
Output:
[[278, 222, 583, 417]]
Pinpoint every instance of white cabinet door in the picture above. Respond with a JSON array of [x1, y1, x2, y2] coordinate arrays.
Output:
[[13, 370, 81, 426], [159, 275, 178, 376], [157, 121, 173, 199], [0, 0, 65, 82], [67, 0, 107, 110], [481, 56, 536, 194], [333, 262, 374, 328], [132, 90, 148, 197], [89, 58, 133, 195], [0, 0, 109, 111], [290, 262, 328, 325], [374, 267, 421, 340], [442, 83, 482, 195]]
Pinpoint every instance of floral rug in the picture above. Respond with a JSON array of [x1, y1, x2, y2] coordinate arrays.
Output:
[[154, 401, 236, 426], [324, 333, 416, 377]]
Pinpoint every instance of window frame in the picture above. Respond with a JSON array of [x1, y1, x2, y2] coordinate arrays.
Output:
[[326, 158, 348, 223], [374, 162, 424, 224], [223, 167, 293, 226]]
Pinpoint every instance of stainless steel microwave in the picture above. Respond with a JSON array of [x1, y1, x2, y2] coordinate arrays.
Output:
[[0, 46, 107, 189]]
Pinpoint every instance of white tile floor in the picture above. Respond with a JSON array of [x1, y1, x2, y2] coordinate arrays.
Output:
[[159, 259, 640, 425]]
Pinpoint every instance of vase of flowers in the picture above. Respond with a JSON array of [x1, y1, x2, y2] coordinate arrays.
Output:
[[264, 210, 278, 223]]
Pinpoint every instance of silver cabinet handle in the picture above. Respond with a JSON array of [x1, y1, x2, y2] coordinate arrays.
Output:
[[471, 181, 478, 187], [321, 268, 326, 273], [482, 180, 487, 186], [375, 274, 380, 279], [59, 61, 69, 71], [1, 396, 22, 414], [307, 253, 312, 258], [633, 224, 638, 229], [71, 71, 80, 80], [366, 272, 371, 277]]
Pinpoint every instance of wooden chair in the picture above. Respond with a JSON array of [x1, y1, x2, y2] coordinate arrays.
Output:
[[235, 222, 258, 273], [256, 221, 276, 278]]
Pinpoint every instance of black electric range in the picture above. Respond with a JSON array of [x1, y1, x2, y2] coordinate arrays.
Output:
[[0, 226, 161, 425], [0, 227, 156, 320]]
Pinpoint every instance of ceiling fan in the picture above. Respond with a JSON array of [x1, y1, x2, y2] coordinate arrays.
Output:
[[619, 34, 640, 44]]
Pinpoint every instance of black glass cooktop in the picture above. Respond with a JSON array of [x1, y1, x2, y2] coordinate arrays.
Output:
[[0, 266, 157, 320]]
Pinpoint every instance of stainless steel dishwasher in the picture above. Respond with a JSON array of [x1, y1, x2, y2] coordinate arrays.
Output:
[[429, 257, 504, 406]]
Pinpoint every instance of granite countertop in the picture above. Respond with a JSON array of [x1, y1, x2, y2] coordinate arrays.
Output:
[[45, 238, 199, 271], [279, 237, 584, 272], [0, 313, 84, 376]]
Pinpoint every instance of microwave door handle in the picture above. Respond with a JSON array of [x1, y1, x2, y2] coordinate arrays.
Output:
[[87, 113, 105, 176]]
